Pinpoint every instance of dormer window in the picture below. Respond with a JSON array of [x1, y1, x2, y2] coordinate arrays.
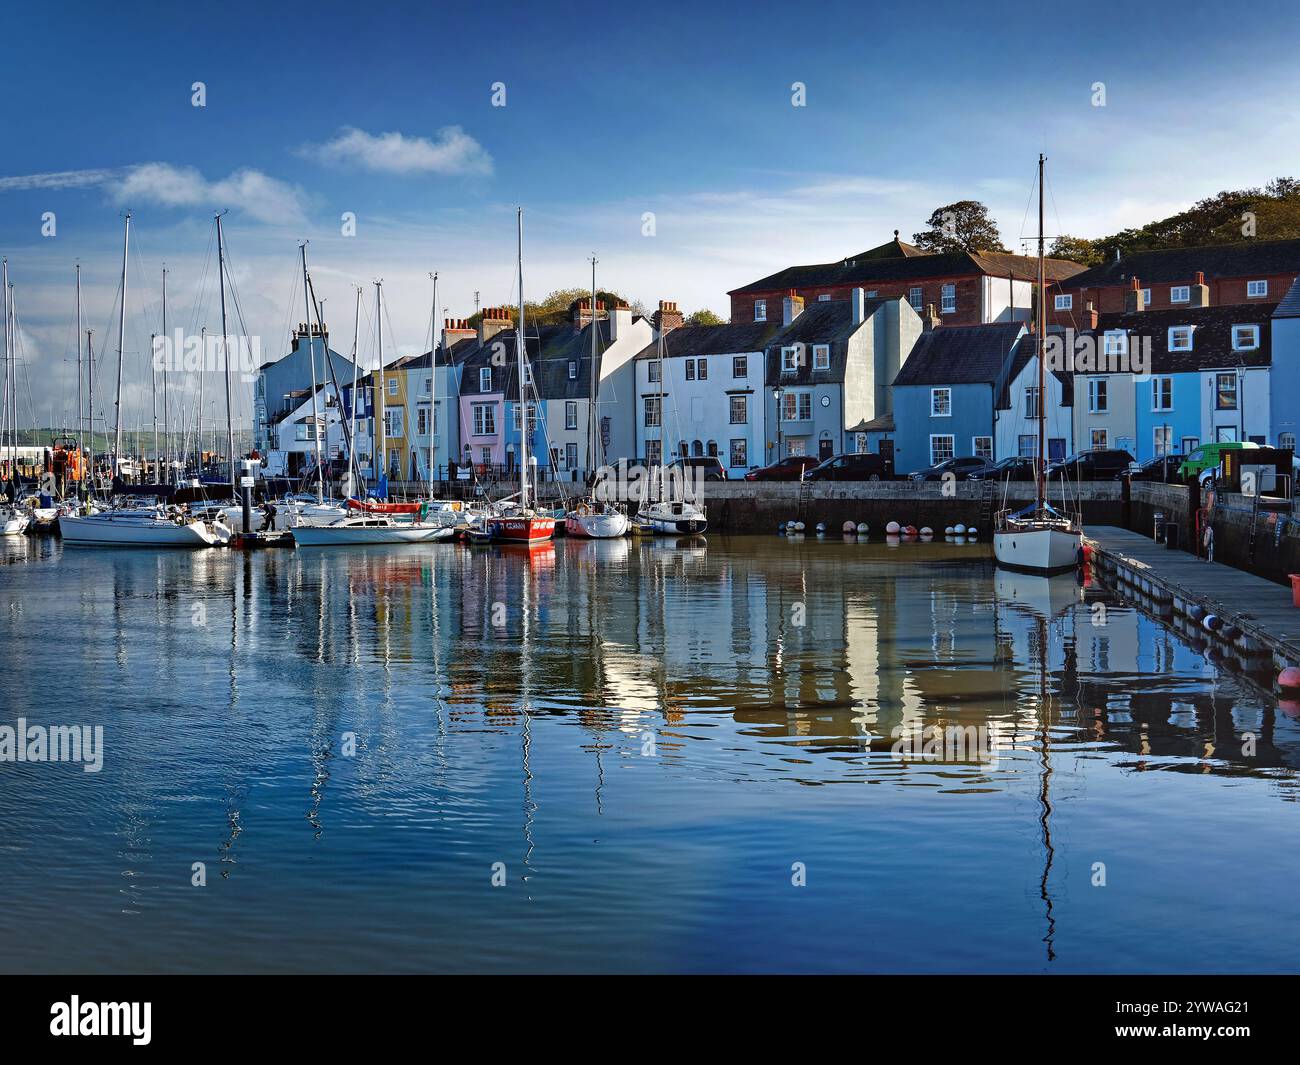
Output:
[[813, 344, 830, 370], [754, 299, 767, 322], [1103, 330, 1127, 357], [568, 360, 577, 379], [1247, 280, 1268, 298], [479, 367, 492, 393], [1168, 326, 1194, 351], [1232, 324, 1260, 351], [1170, 286, 1190, 303], [781, 345, 801, 373], [1054, 294, 1072, 311], [817, 294, 831, 302]]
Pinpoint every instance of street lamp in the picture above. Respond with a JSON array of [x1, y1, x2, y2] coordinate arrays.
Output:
[[772, 385, 784, 459]]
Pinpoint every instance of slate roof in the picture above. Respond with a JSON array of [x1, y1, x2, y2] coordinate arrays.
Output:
[[849, 413, 895, 433], [995, 333, 1075, 409], [763, 298, 894, 386], [632, 320, 784, 361], [892, 322, 1026, 387], [729, 245, 1083, 295], [1077, 304, 1276, 373], [455, 322, 612, 401], [1065, 238, 1300, 287], [1275, 276, 1300, 319]]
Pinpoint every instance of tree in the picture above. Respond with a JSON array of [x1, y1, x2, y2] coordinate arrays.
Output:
[[912, 201, 1007, 253], [684, 309, 725, 326], [1048, 235, 1102, 266], [463, 286, 642, 329]]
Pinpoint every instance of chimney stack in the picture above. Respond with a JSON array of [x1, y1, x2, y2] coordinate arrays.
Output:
[[478, 306, 513, 345], [1190, 270, 1210, 308], [654, 300, 684, 333], [442, 317, 476, 352], [782, 289, 805, 326], [851, 287, 866, 325], [1124, 278, 1145, 314], [1080, 300, 1098, 330], [609, 300, 632, 342], [922, 302, 941, 332]]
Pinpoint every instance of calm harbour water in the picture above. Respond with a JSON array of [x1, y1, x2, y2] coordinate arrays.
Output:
[[1, 532, 1298, 974]]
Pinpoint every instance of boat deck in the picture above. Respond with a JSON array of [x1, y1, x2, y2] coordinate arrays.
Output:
[[1086, 525, 1300, 668]]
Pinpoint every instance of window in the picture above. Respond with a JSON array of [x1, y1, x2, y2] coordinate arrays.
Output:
[[931, 388, 952, 417], [1152, 376, 1173, 411], [417, 407, 428, 435], [643, 396, 661, 427], [754, 299, 767, 322], [1103, 330, 1127, 357], [1170, 285, 1190, 303], [1024, 386, 1040, 419], [817, 294, 831, 302], [1054, 294, 1072, 310], [472, 403, 495, 436], [646, 440, 661, 465], [973, 436, 993, 461], [1141, 288, 1151, 307], [781, 346, 801, 372], [930, 435, 955, 464], [479, 367, 492, 393], [732, 356, 747, 378], [729, 395, 747, 424], [566, 442, 578, 468], [549, 446, 561, 468], [568, 360, 577, 380], [387, 376, 398, 396], [1232, 324, 1260, 351], [707, 440, 719, 457], [512, 403, 538, 433], [385, 409, 403, 437], [1168, 326, 1193, 351], [1018, 435, 1036, 457], [813, 344, 830, 369], [523, 364, 533, 387], [781, 392, 811, 421], [730, 439, 747, 467], [648, 362, 661, 384], [697, 358, 707, 380], [1248, 280, 1268, 298], [480, 446, 491, 465], [565, 401, 578, 430], [1088, 378, 1108, 414], [691, 439, 704, 457], [423, 377, 432, 395], [1216, 426, 1238, 443], [1154, 425, 1173, 456], [1280, 432, 1296, 451], [866, 290, 878, 298], [295, 419, 319, 441], [908, 287, 923, 311], [1215, 372, 1238, 410], [1181, 436, 1199, 454], [787, 438, 806, 456], [685, 359, 695, 381], [1090, 428, 1108, 449], [941, 284, 956, 313]]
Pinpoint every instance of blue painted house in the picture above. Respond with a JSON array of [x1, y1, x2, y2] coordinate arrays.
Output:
[[1271, 277, 1300, 452], [890, 322, 1026, 473]]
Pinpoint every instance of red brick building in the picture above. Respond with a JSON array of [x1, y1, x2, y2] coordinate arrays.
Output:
[[728, 234, 1085, 327]]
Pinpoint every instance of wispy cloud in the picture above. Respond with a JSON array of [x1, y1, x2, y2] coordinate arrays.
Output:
[[299, 126, 493, 177], [0, 167, 124, 191], [108, 163, 308, 225]]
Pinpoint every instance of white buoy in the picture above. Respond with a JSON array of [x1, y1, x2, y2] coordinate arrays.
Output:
[[944, 526, 954, 535], [954, 523, 966, 535], [842, 520, 856, 534], [920, 526, 933, 536], [967, 526, 978, 538], [886, 520, 900, 535], [856, 522, 869, 534]]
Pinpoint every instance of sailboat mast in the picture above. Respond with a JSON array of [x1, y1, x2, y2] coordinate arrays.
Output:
[[1036, 153, 1046, 508], [300, 243, 326, 503], [86, 330, 94, 489], [215, 212, 237, 495], [588, 254, 598, 478], [516, 208, 528, 511], [162, 266, 169, 485], [2, 258, 9, 485], [428, 272, 438, 501], [197, 326, 205, 477], [374, 280, 386, 497], [112, 212, 130, 483], [349, 286, 362, 494], [76, 264, 83, 489], [151, 333, 158, 482]]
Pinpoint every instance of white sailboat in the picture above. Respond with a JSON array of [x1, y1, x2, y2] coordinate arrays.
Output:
[[1, 258, 30, 535], [635, 321, 707, 535], [993, 155, 1081, 575], [566, 257, 629, 539], [291, 513, 454, 546], [61, 502, 229, 547]]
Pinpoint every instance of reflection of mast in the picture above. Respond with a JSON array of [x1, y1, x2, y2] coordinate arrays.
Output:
[[1035, 611, 1058, 963]]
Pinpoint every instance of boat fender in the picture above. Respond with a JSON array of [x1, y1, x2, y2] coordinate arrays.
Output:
[[1278, 666, 1300, 691], [842, 521, 856, 534], [857, 522, 869, 534], [886, 521, 900, 535]]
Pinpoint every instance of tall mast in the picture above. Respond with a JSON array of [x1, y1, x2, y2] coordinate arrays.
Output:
[[151, 332, 159, 483], [215, 213, 237, 495], [516, 208, 529, 511], [1036, 153, 1046, 509], [349, 286, 362, 494], [112, 212, 130, 483], [300, 243, 326, 502], [428, 272, 438, 500], [161, 266, 169, 485], [2, 258, 9, 486], [76, 264, 83, 490], [197, 327, 205, 476], [86, 329, 94, 490], [588, 254, 598, 478], [374, 279, 386, 497]]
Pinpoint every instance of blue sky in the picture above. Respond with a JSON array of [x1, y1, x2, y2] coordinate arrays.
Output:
[[3, 0, 1300, 430]]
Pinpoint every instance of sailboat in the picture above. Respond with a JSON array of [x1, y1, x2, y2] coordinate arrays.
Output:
[[485, 209, 555, 545], [1, 258, 30, 535], [566, 257, 629, 539], [635, 321, 707, 535], [993, 155, 1081, 574]]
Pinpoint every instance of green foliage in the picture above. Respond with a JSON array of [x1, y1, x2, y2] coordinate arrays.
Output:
[[684, 309, 725, 326], [1048, 234, 1102, 266], [464, 287, 643, 329], [913, 201, 1007, 253]]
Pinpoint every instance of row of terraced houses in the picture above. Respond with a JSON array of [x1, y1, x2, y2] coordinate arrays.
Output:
[[252, 233, 1300, 483]]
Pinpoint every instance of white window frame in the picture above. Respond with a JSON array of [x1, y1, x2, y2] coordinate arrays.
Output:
[[973, 435, 993, 461], [1103, 330, 1127, 357], [565, 400, 578, 430], [729, 395, 747, 424], [387, 376, 398, 396], [1215, 372, 1238, 411], [472, 403, 495, 436], [1088, 377, 1108, 414], [930, 387, 952, 417], [929, 434, 955, 465], [1054, 293, 1072, 310], [648, 362, 661, 384], [812, 344, 830, 370], [753, 299, 767, 322], [568, 360, 577, 380], [479, 367, 492, 393], [781, 346, 801, 373], [643, 396, 661, 427], [729, 438, 747, 467], [817, 293, 832, 302], [1232, 324, 1260, 351], [1170, 285, 1190, 303], [941, 283, 956, 314], [1141, 288, 1151, 306], [908, 287, 923, 311], [1024, 386, 1040, 419], [1090, 428, 1108, 449], [1168, 326, 1194, 352], [1279, 432, 1296, 450], [1153, 425, 1173, 456], [1247, 280, 1268, 298], [732, 355, 747, 379], [1152, 376, 1173, 412]]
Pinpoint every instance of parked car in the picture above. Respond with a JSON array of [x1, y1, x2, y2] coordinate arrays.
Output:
[[803, 453, 894, 481], [744, 455, 822, 481], [1120, 454, 1185, 482], [1045, 448, 1135, 481], [665, 456, 727, 481], [1178, 441, 1259, 485], [968, 455, 1038, 482], [908, 456, 988, 482]]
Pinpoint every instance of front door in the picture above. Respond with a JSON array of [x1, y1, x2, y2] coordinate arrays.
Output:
[[879, 439, 895, 476], [1048, 438, 1066, 462], [819, 439, 834, 460]]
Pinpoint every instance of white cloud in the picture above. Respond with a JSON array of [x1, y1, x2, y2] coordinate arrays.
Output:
[[301, 126, 493, 177], [109, 163, 308, 225], [0, 167, 123, 192]]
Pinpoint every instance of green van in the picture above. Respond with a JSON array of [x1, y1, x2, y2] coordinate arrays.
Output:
[[1178, 441, 1259, 483]]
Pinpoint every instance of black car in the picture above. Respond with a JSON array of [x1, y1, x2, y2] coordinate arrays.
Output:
[[968, 455, 1038, 482], [666, 456, 727, 481], [803, 453, 893, 481], [1046, 448, 1136, 481], [1119, 454, 1185, 483], [908, 455, 988, 482]]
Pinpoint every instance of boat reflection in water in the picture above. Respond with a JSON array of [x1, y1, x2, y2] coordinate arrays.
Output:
[[1, 535, 1298, 974]]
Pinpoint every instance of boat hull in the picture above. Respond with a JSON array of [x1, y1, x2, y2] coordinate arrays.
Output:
[[58, 513, 220, 547], [993, 526, 1081, 574], [291, 523, 455, 546], [565, 511, 629, 539], [487, 516, 555, 544], [2, 514, 30, 536]]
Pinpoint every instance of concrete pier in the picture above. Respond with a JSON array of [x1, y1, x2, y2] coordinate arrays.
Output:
[[1087, 525, 1300, 674]]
